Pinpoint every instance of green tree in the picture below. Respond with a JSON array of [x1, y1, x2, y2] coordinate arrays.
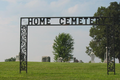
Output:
[[53, 33, 74, 62], [5, 57, 16, 62], [86, 2, 120, 63]]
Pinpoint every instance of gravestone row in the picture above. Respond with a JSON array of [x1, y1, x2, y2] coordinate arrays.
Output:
[[16, 54, 95, 63]]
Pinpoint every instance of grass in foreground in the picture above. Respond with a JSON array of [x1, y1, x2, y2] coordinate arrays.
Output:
[[0, 62, 120, 80]]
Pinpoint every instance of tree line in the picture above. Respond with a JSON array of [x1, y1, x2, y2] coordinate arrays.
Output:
[[5, 57, 16, 62]]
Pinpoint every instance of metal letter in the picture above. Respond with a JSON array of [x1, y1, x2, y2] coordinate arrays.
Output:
[[40, 18, 45, 25], [71, 18, 77, 25], [46, 18, 51, 25], [34, 18, 39, 25], [78, 17, 83, 25], [28, 18, 33, 25], [90, 17, 94, 25], [59, 18, 64, 25], [95, 17, 100, 25], [84, 17, 88, 25], [101, 17, 106, 24], [66, 18, 70, 25]]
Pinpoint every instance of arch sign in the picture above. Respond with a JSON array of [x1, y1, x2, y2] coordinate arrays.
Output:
[[20, 17, 115, 75]]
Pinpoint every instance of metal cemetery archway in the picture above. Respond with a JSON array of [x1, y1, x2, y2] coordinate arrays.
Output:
[[20, 17, 115, 74]]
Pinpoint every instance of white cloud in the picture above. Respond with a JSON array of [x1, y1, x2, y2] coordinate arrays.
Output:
[[68, 4, 79, 14], [62, 1, 92, 16], [3, 0, 17, 3], [50, 0, 70, 8], [25, 0, 48, 10], [0, 18, 10, 27]]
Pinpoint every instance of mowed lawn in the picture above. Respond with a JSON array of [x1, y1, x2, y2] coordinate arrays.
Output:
[[0, 62, 120, 80]]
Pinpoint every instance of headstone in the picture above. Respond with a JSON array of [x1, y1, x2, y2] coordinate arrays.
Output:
[[90, 52, 95, 63], [104, 47, 111, 63], [103, 53, 107, 63], [79, 60, 83, 63], [16, 55, 20, 61], [73, 57, 79, 62], [75, 59, 79, 62], [73, 57, 76, 62], [42, 56, 50, 62], [57, 57, 63, 62]]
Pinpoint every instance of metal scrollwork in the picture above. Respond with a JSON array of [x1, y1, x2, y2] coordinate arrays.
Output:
[[108, 61, 115, 72], [20, 25, 28, 73]]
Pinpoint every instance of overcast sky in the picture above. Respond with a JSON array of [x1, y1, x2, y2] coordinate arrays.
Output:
[[0, 0, 119, 63]]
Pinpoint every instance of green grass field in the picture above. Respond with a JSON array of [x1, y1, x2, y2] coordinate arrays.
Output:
[[0, 62, 120, 80]]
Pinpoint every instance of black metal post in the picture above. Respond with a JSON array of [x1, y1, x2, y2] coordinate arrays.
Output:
[[20, 18, 28, 73]]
